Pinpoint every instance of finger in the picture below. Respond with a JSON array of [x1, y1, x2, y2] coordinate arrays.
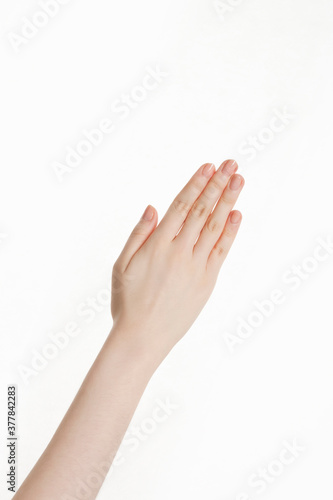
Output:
[[175, 159, 238, 248], [115, 205, 158, 271], [154, 162, 216, 240], [207, 210, 242, 274], [194, 173, 244, 259]]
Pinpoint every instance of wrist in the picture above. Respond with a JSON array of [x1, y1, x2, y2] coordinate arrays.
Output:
[[105, 322, 165, 380]]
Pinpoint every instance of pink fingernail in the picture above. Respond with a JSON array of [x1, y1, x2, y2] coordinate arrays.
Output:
[[230, 211, 242, 224], [142, 205, 154, 221], [221, 159, 238, 176], [229, 174, 243, 191], [202, 163, 215, 178]]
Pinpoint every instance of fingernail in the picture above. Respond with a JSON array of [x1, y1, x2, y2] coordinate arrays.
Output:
[[230, 211, 242, 224], [142, 205, 154, 221], [221, 159, 238, 176], [229, 174, 243, 190], [202, 163, 215, 178]]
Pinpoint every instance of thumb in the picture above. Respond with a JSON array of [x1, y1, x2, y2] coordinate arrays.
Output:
[[115, 205, 158, 271]]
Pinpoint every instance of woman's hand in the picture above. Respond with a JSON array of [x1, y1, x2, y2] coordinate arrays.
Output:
[[13, 160, 245, 500], [111, 160, 245, 360]]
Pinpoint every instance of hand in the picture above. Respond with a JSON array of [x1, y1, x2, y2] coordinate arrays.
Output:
[[111, 160, 245, 360]]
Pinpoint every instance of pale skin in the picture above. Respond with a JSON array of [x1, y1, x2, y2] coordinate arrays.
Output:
[[13, 159, 245, 500]]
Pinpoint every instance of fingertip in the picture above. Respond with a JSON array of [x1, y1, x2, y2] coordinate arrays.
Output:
[[229, 173, 245, 191], [141, 204, 157, 222], [201, 163, 216, 178], [219, 159, 238, 176], [230, 210, 242, 224]]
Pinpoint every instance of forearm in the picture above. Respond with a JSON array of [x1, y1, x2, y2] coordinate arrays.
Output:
[[14, 326, 159, 500]]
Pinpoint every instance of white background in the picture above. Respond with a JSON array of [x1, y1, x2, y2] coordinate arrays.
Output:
[[1, 0, 333, 499]]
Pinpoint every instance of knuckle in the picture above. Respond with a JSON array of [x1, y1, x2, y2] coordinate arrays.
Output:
[[223, 227, 234, 239], [214, 244, 225, 257], [131, 222, 147, 237], [172, 198, 191, 218], [205, 178, 221, 197], [206, 217, 220, 234], [190, 201, 208, 220], [190, 179, 204, 198]]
